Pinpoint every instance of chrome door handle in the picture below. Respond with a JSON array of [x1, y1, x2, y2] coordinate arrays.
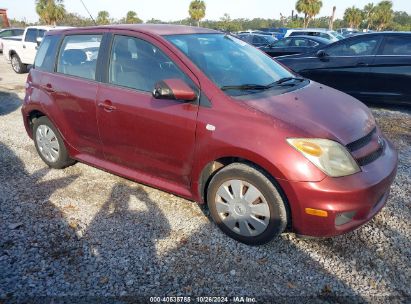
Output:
[[98, 102, 116, 112]]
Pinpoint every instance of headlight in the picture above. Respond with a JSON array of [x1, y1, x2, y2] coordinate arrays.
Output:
[[287, 138, 360, 177]]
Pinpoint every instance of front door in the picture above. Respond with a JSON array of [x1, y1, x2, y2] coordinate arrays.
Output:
[[96, 33, 199, 188], [299, 36, 382, 98], [21, 28, 46, 64]]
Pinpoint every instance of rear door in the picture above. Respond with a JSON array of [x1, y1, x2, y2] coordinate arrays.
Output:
[[96, 31, 200, 188], [40, 31, 104, 158], [366, 34, 411, 105], [297, 35, 381, 97]]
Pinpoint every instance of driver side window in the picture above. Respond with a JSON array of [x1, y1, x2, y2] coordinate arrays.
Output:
[[326, 38, 380, 56], [109, 35, 193, 92]]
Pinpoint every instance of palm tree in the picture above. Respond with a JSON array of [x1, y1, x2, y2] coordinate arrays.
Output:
[[295, 0, 323, 28], [125, 11, 142, 24], [189, 0, 206, 27], [344, 6, 363, 28], [363, 3, 375, 30], [96, 10, 110, 25], [35, 0, 66, 26], [328, 6, 336, 30], [374, 1, 393, 31]]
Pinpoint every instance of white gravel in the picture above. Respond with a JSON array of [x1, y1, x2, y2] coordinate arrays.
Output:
[[0, 62, 410, 302]]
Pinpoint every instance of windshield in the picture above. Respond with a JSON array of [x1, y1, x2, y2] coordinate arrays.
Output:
[[331, 31, 345, 40], [165, 34, 294, 95], [263, 35, 277, 43]]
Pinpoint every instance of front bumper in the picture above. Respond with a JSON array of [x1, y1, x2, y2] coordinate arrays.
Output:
[[279, 138, 398, 237]]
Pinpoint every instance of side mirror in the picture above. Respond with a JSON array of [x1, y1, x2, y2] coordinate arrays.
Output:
[[316, 50, 328, 58], [153, 79, 197, 102], [36, 37, 43, 46]]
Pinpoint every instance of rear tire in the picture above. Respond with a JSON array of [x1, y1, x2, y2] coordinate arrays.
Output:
[[11, 54, 27, 74], [33, 116, 76, 169], [207, 163, 288, 245]]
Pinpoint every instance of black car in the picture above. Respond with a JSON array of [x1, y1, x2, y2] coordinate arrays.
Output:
[[261, 35, 331, 57], [237, 33, 277, 48], [277, 32, 411, 106]]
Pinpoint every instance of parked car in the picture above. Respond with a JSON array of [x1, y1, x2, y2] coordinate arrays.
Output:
[[277, 32, 411, 106], [284, 28, 345, 42], [259, 35, 331, 57], [3, 26, 70, 73], [22, 25, 397, 245], [237, 32, 277, 48], [0, 28, 24, 52], [337, 28, 360, 37]]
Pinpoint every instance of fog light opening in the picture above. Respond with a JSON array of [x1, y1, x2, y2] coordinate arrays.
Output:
[[335, 211, 356, 226]]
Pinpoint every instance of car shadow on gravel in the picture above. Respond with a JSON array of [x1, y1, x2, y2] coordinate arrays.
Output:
[[0, 141, 80, 300], [0, 91, 22, 116], [1, 141, 172, 301]]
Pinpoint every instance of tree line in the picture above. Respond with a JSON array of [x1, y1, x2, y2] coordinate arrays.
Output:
[[6, 0, 411, 32]]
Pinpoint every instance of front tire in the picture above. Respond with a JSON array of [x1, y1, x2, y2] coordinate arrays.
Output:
[[11, 54, 27, 74], [33, 116, 76, 169], [207, 163, 288, 245]]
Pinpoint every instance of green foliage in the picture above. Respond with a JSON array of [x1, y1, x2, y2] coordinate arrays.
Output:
[[122, 11, 143, 24], [57, 12, 94, 26], [35, 0, 66, 25], [189, 0, 206, 26], [295, 0, 323, 28], [96, 10, 110, 25], [373, 0, 393, 30], [344, 6, 363, 28]]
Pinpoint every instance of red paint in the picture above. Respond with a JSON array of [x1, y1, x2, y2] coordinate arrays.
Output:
[[22, 25, 398, 237]]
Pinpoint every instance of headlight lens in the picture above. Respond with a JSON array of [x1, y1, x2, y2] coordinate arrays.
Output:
[[287, 138, 360, 177]]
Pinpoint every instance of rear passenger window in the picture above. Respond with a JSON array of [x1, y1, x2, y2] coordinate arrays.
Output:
[[382, 36, 411, 55], [109, 35, 194, 92], [34, 35, 60, 72], [57, 34, 102, 80]]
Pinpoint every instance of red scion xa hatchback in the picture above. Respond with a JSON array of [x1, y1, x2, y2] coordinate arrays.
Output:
[[22, 25, 398, 245]]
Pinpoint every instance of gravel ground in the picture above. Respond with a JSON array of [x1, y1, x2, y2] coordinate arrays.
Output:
[[0, 58, 410, 303]]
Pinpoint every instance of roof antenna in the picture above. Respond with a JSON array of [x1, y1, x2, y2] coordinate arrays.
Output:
[[79, 0, 97, 25]]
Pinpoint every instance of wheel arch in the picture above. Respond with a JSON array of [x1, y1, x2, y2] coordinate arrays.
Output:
[[197, 156, 292, 231]]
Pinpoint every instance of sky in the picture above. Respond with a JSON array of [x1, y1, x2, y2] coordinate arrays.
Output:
[[1, 0, 411, 23]]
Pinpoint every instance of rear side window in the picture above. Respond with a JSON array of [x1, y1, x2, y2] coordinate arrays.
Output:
[[108, 35, 194, 92], [0, 30, 12, 38], [34, 35, 60, 72], [25, 29, 37, 42], [382, 36, 411, 55], [57, 34, 102, 80], [326, 37, 380, 56]]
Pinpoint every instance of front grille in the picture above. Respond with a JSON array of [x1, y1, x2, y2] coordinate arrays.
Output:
[[346, 127, 376, 152], [356, 144, 384, 166]]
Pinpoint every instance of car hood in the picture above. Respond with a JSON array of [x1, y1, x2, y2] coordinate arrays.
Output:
[[240, 81, 376, 145]]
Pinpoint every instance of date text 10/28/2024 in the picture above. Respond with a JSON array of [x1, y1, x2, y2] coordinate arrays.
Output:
[[149, 296, 257, 303]]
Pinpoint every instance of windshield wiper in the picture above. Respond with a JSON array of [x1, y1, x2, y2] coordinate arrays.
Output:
[[276, 77, 305, 85], [221, 77, 306, 92], [221, 84, 271, 91]]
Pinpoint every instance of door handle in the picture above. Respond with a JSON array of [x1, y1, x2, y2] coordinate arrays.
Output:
[[98, 100, 116, 112], [23, 45, 26, 49], [356, 62, 368, 67], [43, 83, 55, 93]]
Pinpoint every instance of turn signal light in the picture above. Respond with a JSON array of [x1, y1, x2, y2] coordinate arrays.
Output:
[[293, 140, 323, 157], [305, 208, 328, 217]]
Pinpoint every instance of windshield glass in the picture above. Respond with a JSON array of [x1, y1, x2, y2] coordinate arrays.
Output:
[[331, 31, 345, 40], [165, 34, 294, 94]]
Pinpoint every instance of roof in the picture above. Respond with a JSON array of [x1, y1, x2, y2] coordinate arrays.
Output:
[[53, 24, 219, 36], [288, 28, 332, 32], [285, 35, 331, 44], [26, 25, 73, 31]]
